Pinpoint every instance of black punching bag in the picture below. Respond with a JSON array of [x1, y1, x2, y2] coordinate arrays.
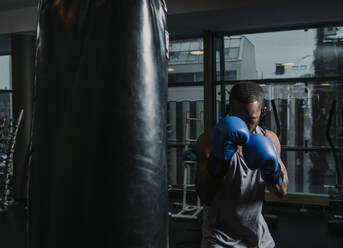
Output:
[[28, 0, 169, 247]]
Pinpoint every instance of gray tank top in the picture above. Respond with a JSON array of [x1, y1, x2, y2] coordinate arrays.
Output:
[[201, 126, 275, 248]]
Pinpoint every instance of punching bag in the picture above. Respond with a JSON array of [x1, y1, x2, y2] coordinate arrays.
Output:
[[28, 0, 169, 247]]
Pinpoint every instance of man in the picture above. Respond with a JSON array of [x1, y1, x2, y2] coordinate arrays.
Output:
[[195, 81, 289, 248]]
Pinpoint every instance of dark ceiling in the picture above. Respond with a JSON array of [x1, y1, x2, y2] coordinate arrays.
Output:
[[1, 0, 343, 38], [0, 0, 36, 11], [167, 0, 343, 37]]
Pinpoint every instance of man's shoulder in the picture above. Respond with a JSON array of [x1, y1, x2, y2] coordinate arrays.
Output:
[[196, 127, 214, 161], [263, 129, 281, 152], [263, 129, 278, 140], [198, 127, 214, 144]]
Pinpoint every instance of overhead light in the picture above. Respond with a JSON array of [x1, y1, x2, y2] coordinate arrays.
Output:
[[168, 67, 175, 72], [320, 82, 330, 86], [282, 63, 295, 66], [190, 50, 204, 55]]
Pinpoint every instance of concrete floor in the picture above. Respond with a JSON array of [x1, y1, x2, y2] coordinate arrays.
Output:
[[168, 200, 343, 248], [1, 200, 343, 248]]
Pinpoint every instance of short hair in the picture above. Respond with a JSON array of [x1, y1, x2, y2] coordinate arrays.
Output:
[[229, 81, 264, 104]]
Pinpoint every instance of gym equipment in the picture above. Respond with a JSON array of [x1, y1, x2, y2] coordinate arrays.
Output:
[[0, 110, 24, 211], [28, 1, 169, 247], [170, 112, 204, 219]]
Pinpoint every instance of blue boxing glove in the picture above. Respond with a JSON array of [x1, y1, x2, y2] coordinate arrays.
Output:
[[207, 116, 250, 177], [243, 134, 283, 185]]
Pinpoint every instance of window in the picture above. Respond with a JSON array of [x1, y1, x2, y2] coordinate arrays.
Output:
[[265, 82, 342, 194], [275, 63, 285, 75], [0, 55, 11, 90], [218, 27, 343, 196], [225, 70, 236, 80], [218, 81, 342, 194], [225, 47, 239, 59], [0, 35, 12, 120], [167, 38, 204, 186], [168, 38, 204, 67], [168, 73, 195, 83], [222, 35, 257, 80], [223, 27, 343, 80], [168, 38, 204, 83], [0, 35, 13, 210], [224, 37, 241, 48]]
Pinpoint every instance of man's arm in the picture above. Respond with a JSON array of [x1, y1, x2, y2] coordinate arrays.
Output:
[[195, 117, 250, 205], [195, 129, 226, 205], [264, 130, 289, 198]]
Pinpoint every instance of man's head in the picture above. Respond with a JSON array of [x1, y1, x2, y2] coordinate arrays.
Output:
[[226, 81, 264, 133]]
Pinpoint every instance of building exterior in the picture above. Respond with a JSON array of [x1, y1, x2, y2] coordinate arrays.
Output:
[[167, 36, 257, 101]]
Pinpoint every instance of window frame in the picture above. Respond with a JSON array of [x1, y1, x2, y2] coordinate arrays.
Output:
[[0, 41, 13, 119], [168, 22, 343, 203]]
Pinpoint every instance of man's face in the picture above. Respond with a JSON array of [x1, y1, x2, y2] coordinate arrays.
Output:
[[229, 99, 262, 133]]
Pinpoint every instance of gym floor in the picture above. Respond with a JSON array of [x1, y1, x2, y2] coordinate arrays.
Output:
[[1, 200, 343, 248]]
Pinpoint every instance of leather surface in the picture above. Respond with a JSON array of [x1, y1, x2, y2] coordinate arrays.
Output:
[[27, 0, 169, 247]]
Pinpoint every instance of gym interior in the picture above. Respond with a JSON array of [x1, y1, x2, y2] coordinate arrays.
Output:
[[0, 0, 343, 247]]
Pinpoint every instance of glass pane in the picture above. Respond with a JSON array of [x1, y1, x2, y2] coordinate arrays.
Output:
[[225, 47, 239, 59], [258, 81, 343, 148], [169, 51, 179, 64], [0, 55, 11, 90], [168, 37, 204, 187], [230, 38, 241, 47], [224, 38, 230, 48], [222, 35, 257, 80], [168, 38, 204, 83], [224, 36, 241, 48], [177, 51, 188, 64], [168, 73, 195, 83], [0, 35, 11, 55], [284, 151, 338, 194], [180, 42, 190, 51], [217, 81, 343, 195], [226, 71, 237, 80], [223, 26, 343, 80], [244, 29, 315, 79], [215, 85, 227, 121], [167, 86, 204, 185], [190, 41, 200, 50], [0, 92, 12, 119], [170, 42, 181, 52]]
